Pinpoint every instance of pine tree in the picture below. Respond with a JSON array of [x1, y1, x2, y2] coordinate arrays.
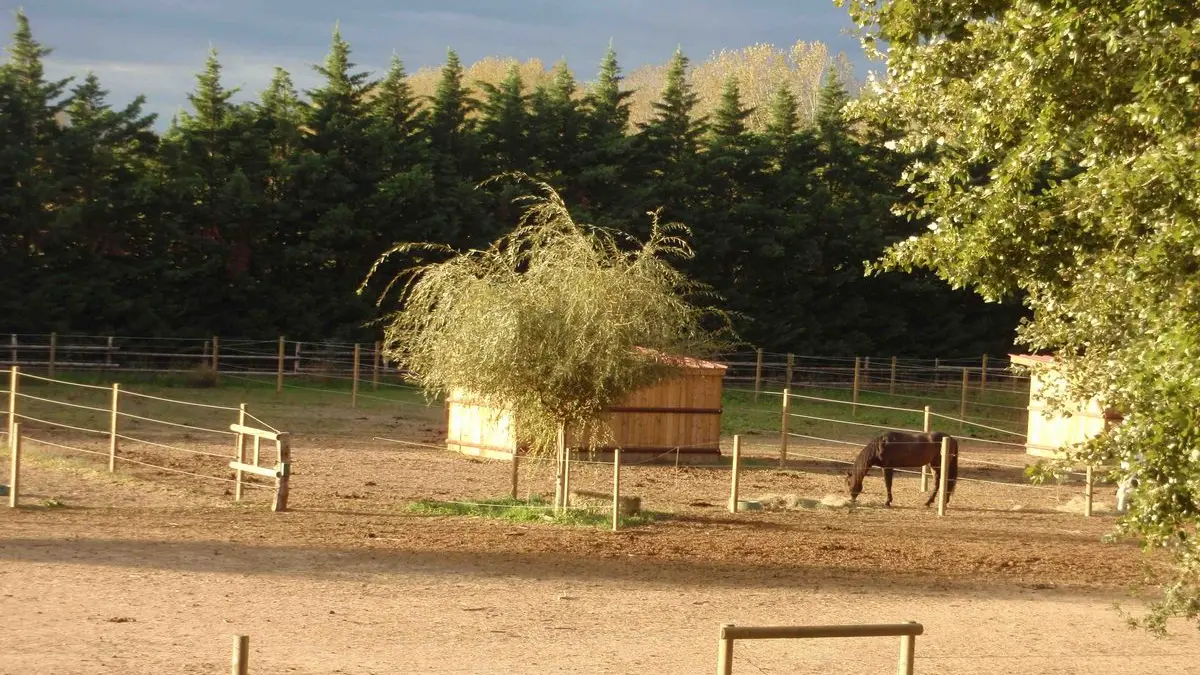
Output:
[[633, 47, 705, 234], [426, 49, 474, 157], [477, 63, 530, 173], [709, 75, 753, 143], [0, 10, 72, 332], [574, 45, 637, 227], [528, 59, 583, 186], [372, 55, 422, 142]]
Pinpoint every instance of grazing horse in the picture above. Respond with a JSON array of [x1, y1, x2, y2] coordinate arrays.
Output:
[[846, 431, 959, 507]]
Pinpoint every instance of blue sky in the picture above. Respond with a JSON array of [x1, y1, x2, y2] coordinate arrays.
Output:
[[7, 1, 876, 126]]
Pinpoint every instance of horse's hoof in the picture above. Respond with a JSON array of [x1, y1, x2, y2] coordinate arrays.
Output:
[[884, 502, 892, 508]]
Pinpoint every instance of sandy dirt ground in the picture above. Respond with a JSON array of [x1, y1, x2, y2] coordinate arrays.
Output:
[[3, 414, 1200, 674]]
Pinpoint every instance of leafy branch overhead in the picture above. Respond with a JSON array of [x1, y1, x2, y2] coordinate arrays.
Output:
[[839, 0, 1200, 633], [359, 173, 738, 456]]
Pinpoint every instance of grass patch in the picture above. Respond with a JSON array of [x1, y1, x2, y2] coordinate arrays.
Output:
[[405, 495, 661, 528]]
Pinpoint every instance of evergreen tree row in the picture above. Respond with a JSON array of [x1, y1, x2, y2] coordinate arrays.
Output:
[[0, 13, 1024, 356]]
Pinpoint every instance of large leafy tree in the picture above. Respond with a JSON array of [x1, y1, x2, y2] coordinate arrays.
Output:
[[839, 0, 1200, 630]]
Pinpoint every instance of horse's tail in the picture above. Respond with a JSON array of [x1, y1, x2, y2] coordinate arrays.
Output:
[[945, 435, 959, 496]]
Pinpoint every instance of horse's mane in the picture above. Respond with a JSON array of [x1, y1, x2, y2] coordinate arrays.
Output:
[[850, 433, 885, 479]]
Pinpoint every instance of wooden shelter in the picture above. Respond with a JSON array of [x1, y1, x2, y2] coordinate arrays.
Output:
[[1010, 354, 1122, 459], [445, 352, 727, 465]]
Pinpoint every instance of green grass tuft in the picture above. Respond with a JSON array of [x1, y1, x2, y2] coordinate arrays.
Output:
[[405, 495, 661, 528]]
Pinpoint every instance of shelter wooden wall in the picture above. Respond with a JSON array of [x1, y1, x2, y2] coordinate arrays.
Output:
[[445, 357, 727, 464]]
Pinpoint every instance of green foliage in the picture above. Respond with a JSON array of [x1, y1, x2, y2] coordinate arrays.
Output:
[[361, 174, 736, 456], [840, 0, 1200, 632]]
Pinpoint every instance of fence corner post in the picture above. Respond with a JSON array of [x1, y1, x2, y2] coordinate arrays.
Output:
[[897, 624, 917, 675], [232, 634, 249, 675], [717, 623, 735, 675], [273, 432, 291, 512]]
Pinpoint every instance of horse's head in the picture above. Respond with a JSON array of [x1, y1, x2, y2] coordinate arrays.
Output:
[[845, 470, 862, 502]]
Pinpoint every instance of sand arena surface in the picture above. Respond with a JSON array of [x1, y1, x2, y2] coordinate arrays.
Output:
[[2, 421, 1200, 674]]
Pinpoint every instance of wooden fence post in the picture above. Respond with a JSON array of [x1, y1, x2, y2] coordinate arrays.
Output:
[[8, 334, 15, 367], [785, 353, 794, 392], [48, 332, 57, 378], [890, 356, 897, 395], [780, 389, 791, 468], [510, 453, 519, 500], [898, 626, 917, 675], [920, 406, 931, 492], [981, 354, 989, 391], [729, 435, 742, 513], [234, 404, 246, 502], [276, 336, 285, 395], [938, 436, 951, 516], [231, 634, 249, 675], [554, 424, 566, 514], [108, 384, 120, 472], [863, 356, 870, 384], [7, 365, 17, 437], [1084, 465, 1094, 518], [934, 357, 941, 385], [852, 357, 862, 417], [753, 348, 763, 403], [273, 432, 291, 512], [959, 367, 969, 432], [372, 341, 381, 391], [106, 336, 114, 368], [352, 344, 361, 407], [211, 335, 220, 383], [293, 341, 301, 374], [8, 422, 20, 508], [612, 448, 621, 532]]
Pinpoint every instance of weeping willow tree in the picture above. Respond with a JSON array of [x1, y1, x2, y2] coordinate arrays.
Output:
[[359, 174, 737, 461]]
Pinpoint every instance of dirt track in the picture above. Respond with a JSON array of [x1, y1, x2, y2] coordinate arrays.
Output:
[[3, 430, 1200, 674]]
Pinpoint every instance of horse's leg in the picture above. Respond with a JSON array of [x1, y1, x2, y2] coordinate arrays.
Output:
[[883, 468, 894, 507], [925, 465, 940, 507]]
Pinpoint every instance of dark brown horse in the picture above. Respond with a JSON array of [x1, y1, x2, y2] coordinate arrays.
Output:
[[846, 431, 959, 507]]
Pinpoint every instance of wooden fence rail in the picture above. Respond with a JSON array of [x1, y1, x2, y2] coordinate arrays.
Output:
[[716, 621, 924, 675]]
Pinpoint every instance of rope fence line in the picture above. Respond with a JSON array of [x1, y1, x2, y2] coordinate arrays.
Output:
[[788, 412, 920, 435], [14, 413, 108, 436], [14, 391, 111, 414], [16, 371, 111, 391], [115, 411, 236, 437], [245, 411, 280, 434], [929, 412, 1026, 438], [19, 435, 274, 490], [119, 388, 241, 412], [115, 433, 232, 459], [219, 372, 438, 411]]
